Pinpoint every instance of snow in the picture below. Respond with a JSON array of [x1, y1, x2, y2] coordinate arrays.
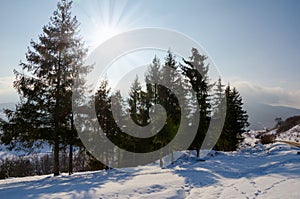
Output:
[[0, 124, 300, 198], [277, 124, 300, 142], [241, 125, 300, 149], [0, 142, 299, 199]]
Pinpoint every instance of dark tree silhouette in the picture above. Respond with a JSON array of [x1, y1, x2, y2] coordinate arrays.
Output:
[[215, 85, 249, 151], [0, 0, 91, 176], [181, 48, 211, 157]]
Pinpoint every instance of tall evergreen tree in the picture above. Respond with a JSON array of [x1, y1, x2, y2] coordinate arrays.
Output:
[[212, 78, 225, 112], [126, 76, 151, 153], [215, 85, 249, 151], [0, 0, 91, 176], [157, 51, 183, 165], [160, 50, 182, 123], [127, 76, 147, 127], [208, 78, 226, 149], [181, 48, 211, 157], [110, 90, 126, 166], [94, 79, 114, 170]]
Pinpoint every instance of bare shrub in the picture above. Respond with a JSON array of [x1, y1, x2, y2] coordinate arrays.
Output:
[[260, 134, 275, 145]]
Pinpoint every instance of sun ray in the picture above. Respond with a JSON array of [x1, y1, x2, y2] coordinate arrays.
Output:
[[74, 0, 144, 50]]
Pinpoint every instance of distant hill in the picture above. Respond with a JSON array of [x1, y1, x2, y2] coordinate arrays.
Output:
[[244, 102, 300, 130]]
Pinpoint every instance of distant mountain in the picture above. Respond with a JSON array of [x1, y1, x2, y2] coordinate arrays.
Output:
[[244, 102, 300, 130]]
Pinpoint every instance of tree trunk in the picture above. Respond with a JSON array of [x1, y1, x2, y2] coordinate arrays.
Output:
[[105, 151, 110, 170], [53, 130, 60, 176], [159, 150, 163, 168], [196, 147, 200, 158], [53, 57, 61, 176], [69, 113, 74, 175], [69, 143, 73, 175], [117, 148, 121, 167]]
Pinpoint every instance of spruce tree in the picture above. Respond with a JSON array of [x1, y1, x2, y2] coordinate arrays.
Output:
[[127, 76, 146, 127], [158, 51, 183, 165], [160, 50, 182, 124], [208, 78, 226, 150], [215, 85, 249, 151], [126, 76, 150, 153], [1, 0, 91, 176], [110, 90, 126, 166], [145, 52, 183, 166], [94, 79, 114, 170], [212, 78, 226, 112], [181, 48, 211, 157]]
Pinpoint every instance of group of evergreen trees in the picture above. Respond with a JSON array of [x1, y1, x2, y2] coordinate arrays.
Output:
[[0, 0, 249, 177], [93, 49, 249, 158]]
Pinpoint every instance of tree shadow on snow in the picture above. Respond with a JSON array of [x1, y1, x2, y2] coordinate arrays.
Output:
[[168, 145, 300, 188]]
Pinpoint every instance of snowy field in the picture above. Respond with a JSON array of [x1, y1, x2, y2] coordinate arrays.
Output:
[[0, 141, 299, 199]]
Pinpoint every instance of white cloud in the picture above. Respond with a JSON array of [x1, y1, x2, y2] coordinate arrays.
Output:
[[0, 76, 17, 103], [232, 80, 300, 109]]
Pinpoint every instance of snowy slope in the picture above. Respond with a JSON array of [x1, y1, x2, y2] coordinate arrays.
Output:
[[0, 143, 299, 199], [245, 123, 300, 144], [277, 124, 300, 142]]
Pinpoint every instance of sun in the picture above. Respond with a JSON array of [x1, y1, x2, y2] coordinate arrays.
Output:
[[74, 0, 143, 50], [91, 24, 123, 48]]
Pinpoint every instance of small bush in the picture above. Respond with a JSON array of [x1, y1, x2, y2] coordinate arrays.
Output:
[[260, 134, 275, 145]]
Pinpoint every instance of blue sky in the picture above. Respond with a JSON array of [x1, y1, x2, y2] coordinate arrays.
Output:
[[0, 0, 300, 108]]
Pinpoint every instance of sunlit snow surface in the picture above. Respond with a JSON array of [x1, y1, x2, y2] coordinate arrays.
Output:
[[0, 129, 299, 198], [0, 143, 299, 198]]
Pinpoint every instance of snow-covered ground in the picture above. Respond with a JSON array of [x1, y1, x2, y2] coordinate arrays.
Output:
[[277, 124, 300, 143], [244, 124, 300, 144], [0, 124, 300, 198], [0, 142, 299, 199]]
